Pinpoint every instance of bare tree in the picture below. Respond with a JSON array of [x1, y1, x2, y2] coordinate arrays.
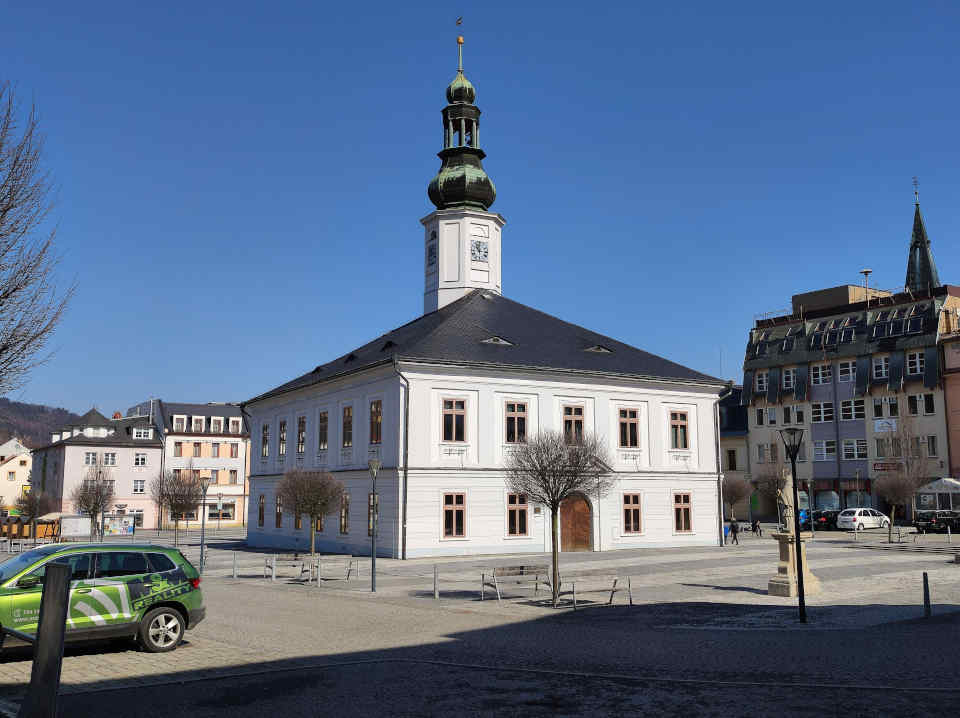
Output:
[[722, 475, 752, 521], [149, 471, 167, 533], [505, 431, 612, 607], [69, 460, 115, 541], [275, 469, 344, 556], [159, 469, 204, 545], [752, 451, 789, 528], [0, 83, 74, 393], [14, 489, 54, 543], [874, 415, 934, 542]]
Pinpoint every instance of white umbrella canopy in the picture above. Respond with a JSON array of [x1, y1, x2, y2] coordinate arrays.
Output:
[[917, 478, 960, 494]]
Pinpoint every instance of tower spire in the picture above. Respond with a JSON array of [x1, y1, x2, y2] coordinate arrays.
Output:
[[905, 185, 941, 294]]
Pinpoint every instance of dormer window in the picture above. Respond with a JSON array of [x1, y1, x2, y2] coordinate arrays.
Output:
[[781, 337, 794, 352], [173, 416, 186, 432], [229, 418, 241, 434], [584, 345, 612, 354], [482, 336, 513, 346], [191, 416, 204, 432], [133, 427, 153, 440], [210, 418, 223, 433]]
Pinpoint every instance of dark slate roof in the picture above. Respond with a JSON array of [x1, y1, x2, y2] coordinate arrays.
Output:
[[75, 408, 112, 428], [248, 290, 723, 404], [719, 387, 748, 437], [33, 416, 161, 452], [905, 203, 941, 294], [156, 401, 246, 433]]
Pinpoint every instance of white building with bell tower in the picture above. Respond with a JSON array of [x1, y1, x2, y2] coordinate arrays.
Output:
[[423, 35, 505, 313]]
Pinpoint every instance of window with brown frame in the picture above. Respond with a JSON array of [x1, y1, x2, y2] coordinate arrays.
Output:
[[342, 407, 353, 448], [507, 493, 527, 536], [295, 513, 302, 530], [261, 424, 269, 458], [174, 417, 185, 432], [275, 495, 283, 529], [674, 492, 692, 532], [174, 442, 182, 457], [192, 442, 201, 458], [563, 405, 584, 444], [318, 411, 328, 451], [230, 443, 239, 458], [442, 399, 466, 442], [278, 420, 287, 458], [367, 492, 379, 536], [619, 408, 639, 448], [623, 493, 642, 533], [443, 493, 465, 537], [670, 412, 689, 450], [296, 416, 306, 455], [339, 492, 350, 534], [370, 400, 382, 445], [505, 402, 527, 444], [212, 442, 220, 458], [257, 495, 264, 527]]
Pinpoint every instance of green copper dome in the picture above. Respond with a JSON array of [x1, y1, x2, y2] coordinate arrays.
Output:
[[446, 70, 476, 104]]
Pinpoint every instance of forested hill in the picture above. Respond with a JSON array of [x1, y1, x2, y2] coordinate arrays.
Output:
[[0, 398, 81, 448]]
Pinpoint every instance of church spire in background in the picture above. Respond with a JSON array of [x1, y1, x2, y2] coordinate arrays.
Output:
[[905, 179, 941, 294]]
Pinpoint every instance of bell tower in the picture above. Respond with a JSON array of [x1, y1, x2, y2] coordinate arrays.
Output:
[[422, 35, 505, 314]]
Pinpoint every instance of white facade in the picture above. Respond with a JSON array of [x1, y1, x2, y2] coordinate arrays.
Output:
[[246, 361, 723, 557], [423, 208, 505, 313]]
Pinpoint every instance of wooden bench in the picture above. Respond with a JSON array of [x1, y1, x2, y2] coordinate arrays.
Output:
[[483, 564, 551, 602]]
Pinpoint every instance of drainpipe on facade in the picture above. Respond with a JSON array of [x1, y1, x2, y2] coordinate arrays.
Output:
[[716, 383, 733, 547], [393, 356, 410, 560]]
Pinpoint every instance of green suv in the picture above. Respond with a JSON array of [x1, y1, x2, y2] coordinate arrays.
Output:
[[0, 543, 205, 653]]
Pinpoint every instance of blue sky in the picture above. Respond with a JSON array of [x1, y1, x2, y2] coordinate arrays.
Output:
[[3, 1, 959, 414]]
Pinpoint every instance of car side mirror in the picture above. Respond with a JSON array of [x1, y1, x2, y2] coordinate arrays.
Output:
[[16, 575, 41, 589]]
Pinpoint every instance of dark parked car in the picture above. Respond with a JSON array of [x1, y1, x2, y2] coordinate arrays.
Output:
[[913, 510, 960, 533], [813, 510, 841, 530]]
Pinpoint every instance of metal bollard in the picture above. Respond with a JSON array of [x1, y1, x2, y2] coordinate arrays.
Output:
[[923, 572, 931, 618], [271, 555, 276, 582], [232, 551, 238, 579], [480, 573, 484, 601], [433, 564, 439, 600], [949, 526, 952, 544], [608, 578, 618, 605], [18, 562, 71, 718], [628, 576, 633, 606], [572, 582, 577, 611]]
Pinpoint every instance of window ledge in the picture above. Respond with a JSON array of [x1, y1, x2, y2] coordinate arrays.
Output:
[[439, 536, 470, 542], [502, 535, 532, 540]]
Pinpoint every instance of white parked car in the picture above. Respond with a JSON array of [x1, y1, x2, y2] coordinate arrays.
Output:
[[837, 508, 890, 531]]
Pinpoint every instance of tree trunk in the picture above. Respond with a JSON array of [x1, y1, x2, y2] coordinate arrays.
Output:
[[888, 505, 896, 543], [309, 517, 316, 557], [551, 507, 560, 608], [89, 516, 96, 543], [174, 518, 179, 546]]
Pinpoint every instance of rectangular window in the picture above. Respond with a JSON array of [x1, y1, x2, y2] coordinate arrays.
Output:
[[838, 361, 855, 382], [210, 418, 223, 433], [891, 438, 903, 457], [133, 479, 145, 494], [840, 399, 865, 421], [192, 417, 204, 432], [811, 402, 834, 423], [670, 411, 689, 450], [275, 495, 282, 528], [755, 371, 768, 393], [911, 437, 923, 458], [261, 423, 270, 458], [908, 395, 919, 416], [103, 452, 117, 466], [507, 493, 528, 536], [873, 356, 890, 379], [174, 417, 185, 432], [7, 471, 13, 481], [258, 495, 264, 527], [317, 411, 328, 451], [674, 493, 692, 533], [211, 469, 220, 484], [875, 438, 888, 458], [442, 493, 466, 537], [230, 469, 239, 484], [766, 407, 777, 426], [278, 420, 287, 457], [907, 351, 925, 376], [229, 418, 241, 434], [212, 442, 220, 458], [811, 364, 832, 385], [797, 442, 807, 462], [562, 405, 584, 444], [842, 439, 868, 460], [192, 442, 201, 458], [889, 397, 899, 417], [927, 435, 938, 458], [755, 408, 764, 426], [783, 406, 792, 424], [618, 408, 639, 448], [795, 407, 805, 424], [782, 368, 796, 389], [924, 393, 935, 415], [342, 407, 353, 448], [623, 494, 642, 533], [726, 449, 737, 471], [769, 443, 778, 464], [134, 453, 147, 467], [367, 492, 379, 536], [369, 401, 382, 445], [133, 427, 152, 439], [297, 416, 306, 455], [339, 493, 349, 534], [873, 398, 884, 418], [230, 443, 239, 458], [84, 451, 97, 465], [175, 442, 184, 458], [814, 440, 837, 461], [506, 402, 528, 444], [757, 444, 767, 463]]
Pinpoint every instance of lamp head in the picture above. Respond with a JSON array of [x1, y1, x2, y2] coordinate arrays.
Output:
[[778, 427, 804, 460], [368, 459, 381, 478]]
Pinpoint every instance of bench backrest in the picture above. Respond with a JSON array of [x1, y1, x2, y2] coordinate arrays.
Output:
[[493, 565, 549, 577]]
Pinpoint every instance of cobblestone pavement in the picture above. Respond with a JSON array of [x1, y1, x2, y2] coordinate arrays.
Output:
[[1, 531, 958, 716]]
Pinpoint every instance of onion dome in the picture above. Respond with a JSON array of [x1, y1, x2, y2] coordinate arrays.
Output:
[[446, 70, 476, 104]]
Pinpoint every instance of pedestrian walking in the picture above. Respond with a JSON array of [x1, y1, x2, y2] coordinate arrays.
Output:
[[751, 519, 762, 537], [729, 519, 740, 545]]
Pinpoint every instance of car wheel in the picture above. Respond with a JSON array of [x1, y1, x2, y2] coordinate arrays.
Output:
[[882, 520, 889, 529], [138, 607, 184, 653], [858, 523, 864, 531]]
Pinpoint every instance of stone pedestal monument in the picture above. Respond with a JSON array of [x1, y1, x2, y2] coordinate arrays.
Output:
[[768, 475, 821, 597]]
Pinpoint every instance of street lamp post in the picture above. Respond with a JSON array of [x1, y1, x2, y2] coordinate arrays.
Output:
[[779, 428, 807, 623], [368, 459, 381, 593], [199, 476, 214, 574]]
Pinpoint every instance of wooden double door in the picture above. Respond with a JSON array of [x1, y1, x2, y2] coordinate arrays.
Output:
[[560, 494, 592, 552]]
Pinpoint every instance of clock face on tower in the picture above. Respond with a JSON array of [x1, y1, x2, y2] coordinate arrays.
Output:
[[471, 239, 489, 262]]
